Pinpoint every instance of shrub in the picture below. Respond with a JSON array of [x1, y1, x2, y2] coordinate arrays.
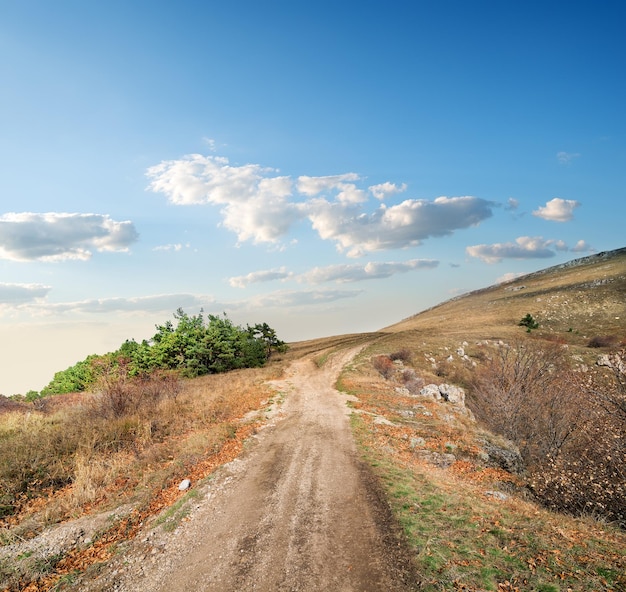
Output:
[[389, 348, 413, 363], [372, 355, 395, 379], [469, 341, 626, 526], [89, 360, 181, 420], [39, 310, 287, 396], [469, 341, 582, 461], [531, 350, 625, 526], [587, 335, 618, 348], [518, 313, 539, 332], [399, 368, 424, 395], [41, 355, 104, 395]]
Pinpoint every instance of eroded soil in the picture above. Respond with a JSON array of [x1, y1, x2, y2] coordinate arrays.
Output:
[[79, 347, 419, 592]]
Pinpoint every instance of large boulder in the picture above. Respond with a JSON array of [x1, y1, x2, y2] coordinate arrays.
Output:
[[418, 383, 466, 406], [439, 383, 465, 405], [419, 384, 442, 400]]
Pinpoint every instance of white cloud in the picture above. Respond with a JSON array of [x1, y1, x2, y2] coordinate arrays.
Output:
[[369, 181, 407, 200], [246, 288, 362, 308], [0, 213, 138, 262], [229, 267, 291, 288], [466, 236, 558, 264], [153, 243, 184, 252], [146, 154, 303, 244], [147, 154, 494, 255], [496, 272, 525, 284], [571, 239, 592, 252], [0, 283, 51, 305], [467, 236, 594, 264], [307, 195, 494, 257], [554, 240, 568, 251], [202, 137, 217, 152], [296, 173, 361, 196], [533, 198, 580, 222], [505, 198, 519, 211], [44, 293, 217, 315], [0, 284, 366, 319], [229, 259, 438, 288], [298, 259, 439, 284], [557, 151, 580, 165], [298, 174, 367, 204]]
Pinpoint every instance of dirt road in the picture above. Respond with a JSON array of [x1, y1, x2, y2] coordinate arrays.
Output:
[[90, 347, 418, 591]]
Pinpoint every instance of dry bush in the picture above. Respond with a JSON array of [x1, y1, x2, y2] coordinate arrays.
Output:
[[399, 368, 424, 395], [0, 364, 274, 527], [469, 341, 626, 526], [531, 351, 625, 525], [372, 355, 395, 379], [0, 412, 75, 518], [533, 349, 625, 526], [530, 414, 625, 526], [469, 341, 583, 461], [389, 348, 413, 363], [88, 362, 181, 420], [587, 335, 619, 348]]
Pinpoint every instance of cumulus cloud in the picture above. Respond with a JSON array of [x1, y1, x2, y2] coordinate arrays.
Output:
[[296, 173, 361, 196], [229, 267, 292, 288], [298, 259, 439, 284], [297, 173, 367, 204], [0, 213, 138, 262], [369, 182, 407, 200], [307, 195, 494, 257], [557, 151, 580, 164], [466, 236, 559, 264], [146, 154, 303, 244], [571, 239, 592, 252], [533, 198, 580, 222], [0, 283, 51, 305], [467, 236, 592, 264], [147, 154, 495, 255]]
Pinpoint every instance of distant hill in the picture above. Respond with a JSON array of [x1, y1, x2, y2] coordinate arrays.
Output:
[[382, 246, 626, 352]]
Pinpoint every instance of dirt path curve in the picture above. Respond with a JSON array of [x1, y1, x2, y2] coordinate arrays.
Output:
[[93, 346, 418, 592]]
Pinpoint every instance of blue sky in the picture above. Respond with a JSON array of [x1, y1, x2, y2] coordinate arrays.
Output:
[[1, 1, 625, 395]]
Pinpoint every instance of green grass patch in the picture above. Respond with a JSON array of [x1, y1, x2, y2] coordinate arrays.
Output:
[[350, 413, 626, 592], [151, 487, 200, 532]]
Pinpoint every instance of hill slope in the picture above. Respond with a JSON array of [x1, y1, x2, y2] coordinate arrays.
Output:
[[385, 246, 626, 343]]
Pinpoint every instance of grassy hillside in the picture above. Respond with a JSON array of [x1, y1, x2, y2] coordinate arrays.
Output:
[[1, 248, 625, 592], [386, 247, 625, 340], [338, 247, 626, 591]]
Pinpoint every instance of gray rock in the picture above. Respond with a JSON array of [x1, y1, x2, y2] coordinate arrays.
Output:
[[485, 490, 509, 501], [480, 440, 524, 474], [414, 450, 456, 468], [419, 384, 442, 400], [439, 383, 465, 405], [409, 437, 426, 449]]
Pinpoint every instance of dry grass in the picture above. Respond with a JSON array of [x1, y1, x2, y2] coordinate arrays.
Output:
[[344, 343, 626, 591], [384, 248, 626, 353], [339, 249, 626, 590], [0, 363, 284, 553], [0, 360, 286, 590]]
